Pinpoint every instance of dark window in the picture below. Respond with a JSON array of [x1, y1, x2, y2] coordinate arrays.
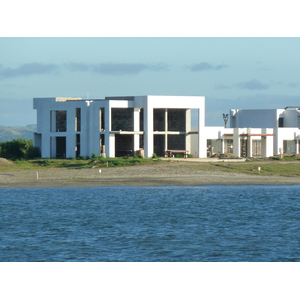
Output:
[[111, 108, 134, 131], [279, 117, 284, 127]]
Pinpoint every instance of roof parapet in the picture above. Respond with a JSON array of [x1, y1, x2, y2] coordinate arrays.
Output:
[[56, 97, 82, 102]]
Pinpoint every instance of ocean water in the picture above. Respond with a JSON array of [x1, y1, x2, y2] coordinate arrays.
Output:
[[0, 185, 299, 262]]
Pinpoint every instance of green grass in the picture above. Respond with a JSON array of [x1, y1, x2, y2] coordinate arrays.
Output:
[[1, 157, 300, 177], [171, 161, 300, 176], [0, 157, 161, 171]]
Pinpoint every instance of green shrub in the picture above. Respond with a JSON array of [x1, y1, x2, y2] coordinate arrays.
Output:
[[0, 139, 40, 160]]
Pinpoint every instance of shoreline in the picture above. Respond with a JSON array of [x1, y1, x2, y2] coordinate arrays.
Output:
[[1, 164, 300, 188]]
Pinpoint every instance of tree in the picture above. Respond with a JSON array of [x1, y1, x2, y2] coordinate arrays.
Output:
[[0, 138, 40, 160]]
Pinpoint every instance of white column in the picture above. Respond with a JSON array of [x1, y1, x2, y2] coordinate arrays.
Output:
[[104, 102, 112, 157], [133, 108, 140, 153], [50, 136, 55, 158], [185, 109, 191, 154], [296, 140, 299, 155], [66, 108, 76, 158], [198, 108, 206, 157], [165, 109, 168, 152], [50, 111, 56, 132], [42, 134, 51, 158], [109, 134, 115, 157], [89, 103, 101, 156], [144, 105, 154, 158], [233, 128, 241, 157]]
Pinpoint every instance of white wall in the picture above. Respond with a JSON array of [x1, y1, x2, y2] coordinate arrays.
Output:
[[230, 109, 280, 128], [34, 96, 206, 158]]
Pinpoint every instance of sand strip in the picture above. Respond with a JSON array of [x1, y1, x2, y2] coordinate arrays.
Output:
[[1, 164, 300, 188]]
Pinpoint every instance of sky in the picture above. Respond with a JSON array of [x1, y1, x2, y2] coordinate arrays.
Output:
[[1, 37, 300, 127], [1, 1, 300, 128]]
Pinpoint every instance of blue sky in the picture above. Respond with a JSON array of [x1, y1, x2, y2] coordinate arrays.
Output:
[[1, 37, 300, 126]]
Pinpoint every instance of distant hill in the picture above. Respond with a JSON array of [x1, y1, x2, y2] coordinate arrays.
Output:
[[0, 124, 37, 142]]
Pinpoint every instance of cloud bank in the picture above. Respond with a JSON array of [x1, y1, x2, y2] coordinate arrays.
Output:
[[0, 63, 58, 78], [216, 79, 270, 91], [237, 79, 269, 90], [64, 62, 168, 75], [0, 62, 169, 79], [190, 62, 228, 71]]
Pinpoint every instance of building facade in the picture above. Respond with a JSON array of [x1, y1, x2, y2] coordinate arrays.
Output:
[[33, 95, 206, 158], [33, 96, 300, 158]]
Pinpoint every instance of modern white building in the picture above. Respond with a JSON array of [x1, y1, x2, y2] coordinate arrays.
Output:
[[33, 95, 300, 159], [33, 95, 206, 158], [228, 107, 300, 156]]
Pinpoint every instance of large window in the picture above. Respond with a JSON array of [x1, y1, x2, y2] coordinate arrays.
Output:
[[283, 140, 295, 154], [51, 110, 67, 132], [75, 108, 81, 132], [111, 108, 134, 131], [207, 139, 222, 157], [224, 139, 233, 153]]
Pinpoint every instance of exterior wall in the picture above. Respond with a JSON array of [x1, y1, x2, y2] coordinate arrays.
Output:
[[281, 110, 300, 127], [276, 127, 300, 155], [34, 97, 300, 159], [230, 109, 282, 128], [33, 95, 206, 158]]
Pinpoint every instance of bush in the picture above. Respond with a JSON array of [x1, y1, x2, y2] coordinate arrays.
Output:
[[0, 138, 40, 160]]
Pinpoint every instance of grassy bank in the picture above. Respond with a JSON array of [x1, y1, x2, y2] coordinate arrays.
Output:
[[1, 157, 300, 177], [174, 161, 300, 177], [0, 157, 162, 171]]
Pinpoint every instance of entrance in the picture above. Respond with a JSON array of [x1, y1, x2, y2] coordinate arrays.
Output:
[[56, 137, 66, 158], [252, 140, 261, 157], [115, 134, 134, 157], [154, 135, 165, 157]]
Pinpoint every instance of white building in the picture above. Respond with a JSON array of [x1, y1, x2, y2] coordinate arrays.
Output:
[[33, 95, 300, 159], [228, 107, 300, 156], [33, 95, 206, 158]]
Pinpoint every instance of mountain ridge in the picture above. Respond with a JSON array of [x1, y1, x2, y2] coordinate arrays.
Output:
[[0, 124, 37, 142]]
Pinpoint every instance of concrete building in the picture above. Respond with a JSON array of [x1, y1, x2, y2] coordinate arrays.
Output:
[[204, 106, 300, 158], [227, 107, 300, 156], [33, 95, 206, 158], [33, 95, 300, 159]]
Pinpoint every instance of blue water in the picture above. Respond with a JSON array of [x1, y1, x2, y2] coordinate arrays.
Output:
[[0, 185, 299, 262]]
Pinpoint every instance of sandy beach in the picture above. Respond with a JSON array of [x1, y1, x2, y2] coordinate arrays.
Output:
[[1, 163, 300, 188]]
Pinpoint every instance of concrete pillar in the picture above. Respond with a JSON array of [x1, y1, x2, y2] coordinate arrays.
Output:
[[109, 134, 115, 157], [66, 135, 76, 158], [186, 109, 191, 154], [89, 103, 102, 157], [50, 111, 56, 132], [165, 109, 168, 152], [144, 105, 154, 158], [50, 136, 56, 158], [261, 136, 267, 157], [295, 140, 299, 155], [221, 138, 225, 154], [273, 127, 280, 155], [87, 102, 94, 157], [104, 102, 112, 157], [133, 108, 140, 153], [66, 108, 76, 158], [233, 128, 241, 157], [198, 108, 206, 157], [247, 129, 253, 157], [42, 134, 51, 158]]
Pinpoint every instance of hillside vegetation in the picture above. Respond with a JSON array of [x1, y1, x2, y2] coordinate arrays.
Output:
[[0, 124, 36, 142]]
